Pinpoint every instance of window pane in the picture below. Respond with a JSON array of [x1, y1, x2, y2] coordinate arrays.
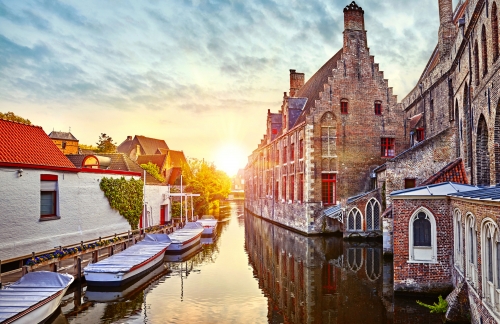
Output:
[[41, 191, 55, 216], [373, 203, 380, 229], [366, 203, 373, 230], [355, 211, 361, 230], [413, 213, 431, 246]]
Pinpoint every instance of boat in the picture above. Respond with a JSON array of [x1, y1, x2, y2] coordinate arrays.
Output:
[[166, 222, 203, 254], [83, 234, 171, 287], [84, 262, 170, 302], [196, 215, 218, 236], [164, 242, 202, 262], [0, 271, 74, 324]]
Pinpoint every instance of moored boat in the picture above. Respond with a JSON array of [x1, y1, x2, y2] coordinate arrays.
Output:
[[83, 234, 171, 287], [166, 222, 203, 254], [0, 271, 74, 324], [196, 215, 218, 236]]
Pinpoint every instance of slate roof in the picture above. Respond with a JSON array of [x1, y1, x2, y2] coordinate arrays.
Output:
[[294, 48, 343, 126], [449, 186, 500, 201], [0, 119, 75, 168], [391, 182, 477, 198], [48, 131, 78, 141], [421, 158, 468, 186]]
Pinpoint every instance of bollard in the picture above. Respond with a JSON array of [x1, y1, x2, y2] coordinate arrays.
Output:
[[76, 257, 82, 280]]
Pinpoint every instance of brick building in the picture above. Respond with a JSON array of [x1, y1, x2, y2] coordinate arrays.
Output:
[[48, 131, 79, 155], [245, 1, 406, 235]]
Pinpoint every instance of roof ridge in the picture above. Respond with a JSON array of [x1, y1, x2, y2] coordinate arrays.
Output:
[[0, 118, 42, 129]]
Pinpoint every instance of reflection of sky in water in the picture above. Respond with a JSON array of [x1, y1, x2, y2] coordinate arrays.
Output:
[[60, 201, 442, 323]]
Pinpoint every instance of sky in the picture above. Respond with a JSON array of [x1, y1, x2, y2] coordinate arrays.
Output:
[[0, 0, 458, 176]]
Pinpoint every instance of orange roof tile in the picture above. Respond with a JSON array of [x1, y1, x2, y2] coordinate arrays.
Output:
[[421, 158, 469, 186], [0, 119, 75, 168]]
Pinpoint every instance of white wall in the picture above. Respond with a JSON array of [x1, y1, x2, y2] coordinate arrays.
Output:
[[143, 185, 171, 227], [0, 167, 140, 261]]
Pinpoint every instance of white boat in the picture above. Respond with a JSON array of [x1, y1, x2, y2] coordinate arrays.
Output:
[[0, 271, 74, 324], [83, 234, 171, 287], [164, 243, 202, 262], [196, 215, 218, 236], [166, 222, 203, 254]]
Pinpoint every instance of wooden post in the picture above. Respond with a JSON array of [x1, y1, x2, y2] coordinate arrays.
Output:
[[0, 259, 2, 288], [92, 251, 98, 264], [76, 257, 81, 280], [74, 281, 82, 308], [22, 266, 28, 276], [50, 263, 57, 273], [127, 230, 130, 248]]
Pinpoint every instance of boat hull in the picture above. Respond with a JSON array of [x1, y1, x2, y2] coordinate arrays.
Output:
[[165, 232, 202, 254], [85, 247, 167, 287]]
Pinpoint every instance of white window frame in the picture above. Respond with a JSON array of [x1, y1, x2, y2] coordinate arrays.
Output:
[[454, 208, 464, 272], [408, 207, 437, 263], [465, 213, 478, 288], [365, 198, 381, 231], [480, 219, 500, 312], [40, 175, 59, 219], [347, 207, 363, 232]]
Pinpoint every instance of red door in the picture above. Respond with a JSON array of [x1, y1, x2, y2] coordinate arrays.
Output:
[[160, 205, 167, 225]]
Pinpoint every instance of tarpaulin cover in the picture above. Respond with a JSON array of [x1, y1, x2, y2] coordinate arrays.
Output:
[[83, 234, 171, 274], [168, 222, 203, 244], [0, 271, 73, 322]]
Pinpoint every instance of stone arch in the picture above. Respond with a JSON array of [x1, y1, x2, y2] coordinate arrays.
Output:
[[495, 102, 500, 184], [476, 114, 490, 186], [482, 24, 488, 76], [493, 1, 499, 61], [320, 111, 337, 124]]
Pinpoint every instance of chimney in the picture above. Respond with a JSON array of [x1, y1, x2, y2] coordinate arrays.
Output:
[[438, 0, 456, 59], [343, 2, 367, 49], [127, 135, 132, 140], [289, 69, 304, 97]]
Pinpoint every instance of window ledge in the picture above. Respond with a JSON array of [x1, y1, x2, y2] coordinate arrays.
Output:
[[407, 260, 438, 264], [39, 216, 61, 222]]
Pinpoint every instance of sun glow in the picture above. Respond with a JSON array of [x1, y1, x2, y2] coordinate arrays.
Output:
[[213, 143, 247, 177]]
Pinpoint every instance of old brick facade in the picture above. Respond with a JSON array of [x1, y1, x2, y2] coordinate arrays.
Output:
[[245, 2, 405, 235]]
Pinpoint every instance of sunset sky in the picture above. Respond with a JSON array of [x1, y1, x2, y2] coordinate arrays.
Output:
[[0, 0, 457, 176]]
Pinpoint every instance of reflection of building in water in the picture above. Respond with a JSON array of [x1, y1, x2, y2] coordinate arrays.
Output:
[[245, 215, 388, 323]]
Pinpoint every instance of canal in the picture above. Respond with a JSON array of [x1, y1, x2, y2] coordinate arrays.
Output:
[[50, 200, 444, 323]]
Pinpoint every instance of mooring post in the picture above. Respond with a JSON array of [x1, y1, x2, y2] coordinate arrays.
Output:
[[74, 281, 82, 308], [92, 251, 97, 264], [50, 263, 57, 273], [127, 230, 130, 248], [0, 259, 2, 288], [22, 266, 28, 276], [76, 257, 82, 280]]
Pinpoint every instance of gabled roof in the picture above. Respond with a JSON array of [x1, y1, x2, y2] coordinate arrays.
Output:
[[167, 150, 187, 168], [48, 131, 78, 141], [95, 153, 143, 173], [408, 113, 423, 130], [137, 154, 167, 170], [294, 48, 343, 126], [136, 136, 168, 155], [391, 182, 477, 198], [421, 158, 468, 186], [157, 148, 169, 155], [0, 119, 75, 168]]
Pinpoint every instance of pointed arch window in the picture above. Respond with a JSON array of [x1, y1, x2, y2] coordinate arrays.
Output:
[[481, 220, 499, 308], [476, 115, 490, 186], [474, 41, 480, 85], [482, 25, 488, 76], [465, 213, 478, 287], [408, 208, 437, 263], [366, 198, 381, 230], [493, 2, 499, 61], [347, 208, 362, 231]]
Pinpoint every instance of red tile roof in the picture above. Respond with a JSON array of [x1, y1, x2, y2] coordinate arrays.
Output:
[[408, 113, 423, 130], [0, 119, 75, 168], [421, 158, 469, 186]]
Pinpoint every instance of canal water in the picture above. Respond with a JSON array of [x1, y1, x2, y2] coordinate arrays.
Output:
[[50, 200, 444, 323]]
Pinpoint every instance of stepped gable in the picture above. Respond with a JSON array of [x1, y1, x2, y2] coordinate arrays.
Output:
[[0, 119, 74, 168], [294, 49, 343, 126]]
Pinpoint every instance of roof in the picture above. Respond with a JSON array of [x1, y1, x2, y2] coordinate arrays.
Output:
[[137, 154, 167, 170], [421, 158, 468, 186], [136, 135, 168, 155], [167, 150, 187, 168], [157, 148, 169, 155], [324, 203, 343, 223], [97, 153, 143, 172], [294, 48, 344, 126], [0, 119, 75, 168], [449, 186, 500, 201], [391, 182, 477, 198], [48, 131, 78, 141], [408, 113, 423, 130]]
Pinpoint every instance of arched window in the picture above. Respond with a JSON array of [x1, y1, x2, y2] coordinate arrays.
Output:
[[340, 99, 348, 114], [481, 220, 499, 308], [465, 213, 478, 287], [474, 41, 480, 85], [463, 83, 471, 167], [365, 248, 381, 281], [366, 198, 381, 231], [482, 25, 488, 76], [476, 115, 490, 186], [493, 2, 499, 61], [496, 105, 500, 184], [408, 207, 437, 262], [455, 100, 460, 158], [347, 208, 362, 231], [347, 248, 363, 272], [454, 209, 463, 271]]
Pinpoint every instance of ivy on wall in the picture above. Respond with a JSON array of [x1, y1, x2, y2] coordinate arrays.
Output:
[[100, 177, 144, 229]]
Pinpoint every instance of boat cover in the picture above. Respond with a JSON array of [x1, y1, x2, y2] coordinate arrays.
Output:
[[168, 222, 204, 243], [84, 234, 171, 274], [0, 271, 73, 323], [182, 222, 204, 230]]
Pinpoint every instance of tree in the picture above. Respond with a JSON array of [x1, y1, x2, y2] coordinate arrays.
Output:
[[96, 133, 117, 153], [140, 162, 165, 182], [181, 158, 231, 215], [79, 144, 97, 152], [0, 111, 31, 125]]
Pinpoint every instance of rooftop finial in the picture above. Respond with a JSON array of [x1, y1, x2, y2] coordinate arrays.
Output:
[[343, 1, 364, 14]]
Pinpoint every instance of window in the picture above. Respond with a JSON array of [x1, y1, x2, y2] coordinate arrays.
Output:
[[283, 146, 287, 163], [409, 208, 437, 262], [465, 213, 478, 287], [481, 220, 499, 307], [474, 41, 480, 85], [416, 128, 425, 142], [282, 176, 287, 200], [482, 24, 488, 76], [340, 100, 348, 114], [299, 139, 304, 159], [454, 209, 463, 271], [290, 143, 295, 161], [366, 198, 380, 230], [347, 208, 362, 232], [321, 173, 336, 206], [299, 174, 304, 202], [61, 141, 67, 149], [40, 174, 58, 218], [404, 178, 416, 189], [493, 2, 499, 61], [276, 149, 279, 165], [374, 102, 382, 115], [275, 181, 279, 201], [381, 138, 395, 157], [290, 175, 294, 201]]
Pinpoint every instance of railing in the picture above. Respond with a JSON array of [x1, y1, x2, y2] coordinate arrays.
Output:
[[0, 223, 177, 287]]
